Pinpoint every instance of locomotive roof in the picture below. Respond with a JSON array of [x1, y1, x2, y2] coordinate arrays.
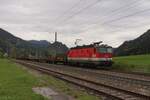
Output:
[[70, 44, 112, 49]]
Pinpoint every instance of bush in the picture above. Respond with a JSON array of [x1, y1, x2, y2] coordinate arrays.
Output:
[[0, 51, 3, 58], [0, 48, 4, 58]]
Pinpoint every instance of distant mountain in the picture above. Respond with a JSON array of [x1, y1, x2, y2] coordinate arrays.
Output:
[[29, 40, 51, 47], [0, 28, 68, 58], [115, 29, 150, 56]]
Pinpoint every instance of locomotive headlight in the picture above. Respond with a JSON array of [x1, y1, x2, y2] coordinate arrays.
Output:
[[107, 58, 112, 60]]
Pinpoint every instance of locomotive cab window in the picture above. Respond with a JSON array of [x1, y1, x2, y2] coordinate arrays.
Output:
[[97, 48, 107, 53], [107, 48, 113, 53], [97, 48, 112, 53]]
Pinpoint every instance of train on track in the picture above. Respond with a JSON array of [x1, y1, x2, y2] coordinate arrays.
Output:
[[67, 42, 113, 66], [18, 41, 113, 67]]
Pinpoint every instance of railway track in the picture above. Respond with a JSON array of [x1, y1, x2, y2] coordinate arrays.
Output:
[[15, 60, 150, 100], [23, 60, 150, 96]]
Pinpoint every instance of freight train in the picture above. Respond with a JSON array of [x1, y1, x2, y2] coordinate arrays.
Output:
[[19, 42, 113, 67]]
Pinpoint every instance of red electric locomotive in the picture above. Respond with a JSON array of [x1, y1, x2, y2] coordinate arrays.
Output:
[[67, 42, 113, 66]]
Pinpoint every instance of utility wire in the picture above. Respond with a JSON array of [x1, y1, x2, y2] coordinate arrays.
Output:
[[56, 0, 141, 32], [54, 0, 83, 23], [56, 0, 103, 25], [81, 0, 149, 36], [107, 0, 140, 15], [83, 7, 150, 32], [102, 8, 150, 25], [92, 0, 141, 22], [53, 0, 149, 36], [107, 20, 150, 29], [103, 22, 150, 34], [75, 0, 141, 28]]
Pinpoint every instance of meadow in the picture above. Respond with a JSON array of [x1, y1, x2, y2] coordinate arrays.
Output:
[[112, 54, 150, 74], [0, 59, 46, 100]]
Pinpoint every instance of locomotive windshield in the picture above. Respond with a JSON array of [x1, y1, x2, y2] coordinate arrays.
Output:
[[97, 48, 112, 53], [107, 48, 113, 53]]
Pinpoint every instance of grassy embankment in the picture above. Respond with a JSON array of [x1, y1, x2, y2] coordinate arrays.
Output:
[[112, 54, 150, 74], [0, 59, 100, 100], [0, 59, 46, 100]]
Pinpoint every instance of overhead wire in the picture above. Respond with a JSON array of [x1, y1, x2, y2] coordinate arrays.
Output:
[[52, 0, 150, 39], [56, 0, 143, 32], [74, 0, 139, 25], [55, 0, 103, 25], [97, 22, 150, 35], [88, 0, 141, 24], [83, 7, 150, 32], [53, 0, 83, 23], [61, 0, 142, 31], [86, 0, 150, 36]]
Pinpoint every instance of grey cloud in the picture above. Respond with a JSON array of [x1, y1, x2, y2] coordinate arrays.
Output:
[[0, 0, 150, 47]]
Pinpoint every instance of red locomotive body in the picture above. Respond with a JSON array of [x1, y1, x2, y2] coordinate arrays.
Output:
[[67, 42, 113, 66]]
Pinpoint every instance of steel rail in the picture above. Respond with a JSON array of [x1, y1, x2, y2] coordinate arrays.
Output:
[[15, 60, 150, 100], [25, 61, 150, 87]]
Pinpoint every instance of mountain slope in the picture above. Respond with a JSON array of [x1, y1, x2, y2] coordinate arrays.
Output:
[[29, 40, 51, 47], [0, 28, 27, 52], [115, 29, 150, 56], [0, 28, 68, 58]]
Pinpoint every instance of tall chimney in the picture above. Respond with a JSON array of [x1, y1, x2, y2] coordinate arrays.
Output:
[[55, 32, 57, 42]]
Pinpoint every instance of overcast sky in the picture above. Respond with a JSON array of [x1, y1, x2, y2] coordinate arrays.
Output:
[[0, 0, 150, 47]]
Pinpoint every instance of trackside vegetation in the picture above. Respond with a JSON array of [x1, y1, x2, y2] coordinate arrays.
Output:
[[0, 59, 100, 100], [112, 54, 150, 74], [0, 48, 4, 58]]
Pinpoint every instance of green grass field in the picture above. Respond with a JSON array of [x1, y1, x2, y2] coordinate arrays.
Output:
[[0, 59, 46, 100], [0, 59, 100, 100], [113, 54, 150, 74]]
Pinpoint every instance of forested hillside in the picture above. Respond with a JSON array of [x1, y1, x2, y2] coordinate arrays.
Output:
[[0, 28, 68, 58], [115, 29, 150, 56]]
